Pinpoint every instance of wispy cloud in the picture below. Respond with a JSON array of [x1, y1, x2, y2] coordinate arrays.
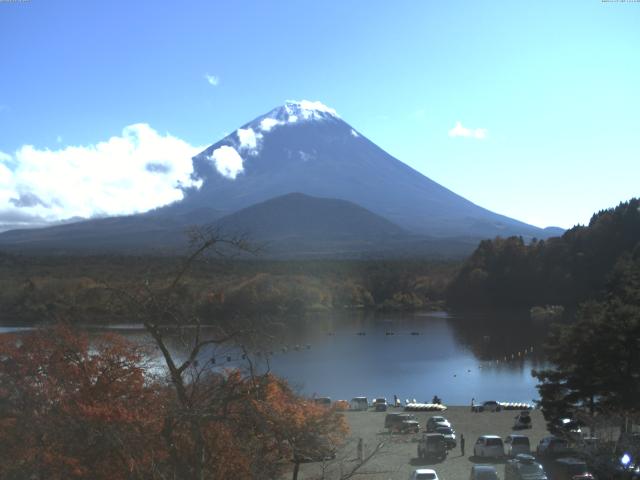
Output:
[[448, 121, 487, 140], [0, 124, 206, 228], [204, 73, 220, 87]]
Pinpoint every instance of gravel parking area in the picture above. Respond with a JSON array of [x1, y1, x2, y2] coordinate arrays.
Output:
[[293, 406, 551, 480]]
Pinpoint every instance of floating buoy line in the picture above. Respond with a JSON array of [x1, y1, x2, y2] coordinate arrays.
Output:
[[203, 331, 536, 366]]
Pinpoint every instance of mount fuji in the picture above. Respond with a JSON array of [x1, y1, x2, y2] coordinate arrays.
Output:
[[0, 100, 563, 256]]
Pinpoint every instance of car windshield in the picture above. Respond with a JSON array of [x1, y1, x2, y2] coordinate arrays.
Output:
[[512, 437, 529, 445], [519, 463, 544, 474], [475, 470, 498, 480], [416, 474, 436, 480], [436, 427, 453, 434], [432, 417, 446, 423], [486, 438, 503, 446]]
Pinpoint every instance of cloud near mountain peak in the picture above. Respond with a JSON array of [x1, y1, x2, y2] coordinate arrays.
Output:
[[0, 123, 204, 229]]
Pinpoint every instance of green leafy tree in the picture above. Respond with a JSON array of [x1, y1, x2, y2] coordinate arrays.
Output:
[[533, 250, 640, 433]]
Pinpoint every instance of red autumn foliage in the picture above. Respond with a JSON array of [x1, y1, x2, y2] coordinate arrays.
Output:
[[0, 325, 348, 480]]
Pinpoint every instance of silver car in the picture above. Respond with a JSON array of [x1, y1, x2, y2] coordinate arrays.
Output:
[[505, 434, 530, 456], [470, 464, 499, 480], [473, 435, 504, 458]]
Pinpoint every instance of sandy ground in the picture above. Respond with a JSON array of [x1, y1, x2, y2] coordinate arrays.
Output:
[[293, 406, 551, 480]]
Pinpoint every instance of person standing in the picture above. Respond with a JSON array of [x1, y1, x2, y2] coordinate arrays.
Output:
[[460, 434, 465, 456], [471, 397, 475, 412]]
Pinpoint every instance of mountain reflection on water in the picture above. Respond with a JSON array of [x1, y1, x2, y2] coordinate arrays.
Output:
[[249, 310, 549, 405], [1, 310, 551, 406]]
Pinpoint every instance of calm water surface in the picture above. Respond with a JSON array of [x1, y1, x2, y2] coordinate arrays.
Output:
[[1, 311, 550, 406]]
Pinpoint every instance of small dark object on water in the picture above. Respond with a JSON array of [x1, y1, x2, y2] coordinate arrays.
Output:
[[410, 332, 420, 335], [356, 331, 366, 336], [385, 332, 395, 336]]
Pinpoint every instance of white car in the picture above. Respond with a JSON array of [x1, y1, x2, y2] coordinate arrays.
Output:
[[409, 468, 439, 480], [504, 434, 530, 456], [426, 415, 452, 431], [473, 435, 504, 458]]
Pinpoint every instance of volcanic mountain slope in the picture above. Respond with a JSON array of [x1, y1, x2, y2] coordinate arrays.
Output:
[[174, 100, 559, 239], [0, 100, 563, 256]]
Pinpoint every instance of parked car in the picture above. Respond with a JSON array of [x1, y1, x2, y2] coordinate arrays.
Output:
[[434, 426, 457, 449], [385, 413, 420, 433], [551, 417, 583, 441], [473, 435, 504, 458], [408, 468, 440, 480], [505, 454, 548, 480], [313, 397, 331, 407], [481, 400, 502, 412], [373, 397, 388, 412], [513, 410, 532, 429], [350, 397, 368, 411], [536, 436, 571, 457], [505, 434, 531, 456], [426, 416, 452, 432], [549, 457, 596, 480], [417, 433, 448, 462], [469, 464, 499, 480]]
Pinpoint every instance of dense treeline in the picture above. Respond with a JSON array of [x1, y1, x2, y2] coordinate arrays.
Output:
[[533, 246, 640, 438], [446, 198, 640, 308], [0, 254, 456, 324]]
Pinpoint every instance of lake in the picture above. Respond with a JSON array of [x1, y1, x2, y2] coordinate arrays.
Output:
[[0, 310, 550, 406]]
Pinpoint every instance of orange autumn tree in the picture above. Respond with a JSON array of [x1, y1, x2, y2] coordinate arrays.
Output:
[[0, 324, 165, 480], [0, 325, 349, 480], [255, 374, 349, 480]]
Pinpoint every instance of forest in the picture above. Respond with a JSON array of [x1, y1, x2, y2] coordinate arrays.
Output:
[[446, 198, 640, 309], [0, 252, 456, 325]]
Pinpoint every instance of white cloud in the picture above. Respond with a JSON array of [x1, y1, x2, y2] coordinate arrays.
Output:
[[259, 117, 282, 132], [204, 73, 220, 86], [448, 121, 487, 140], [237, 128, 258, 150], [209, 145, 244, 179], [0, 124, 204, 227]]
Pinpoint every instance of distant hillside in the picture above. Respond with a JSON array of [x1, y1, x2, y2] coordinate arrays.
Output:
[[446, 198, 640, 308], [0, 193, 480, 258], [0, 207, 222, 253], [218, 192, 404, 238]]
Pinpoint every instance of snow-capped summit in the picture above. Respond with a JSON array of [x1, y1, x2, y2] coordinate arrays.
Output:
[[257, 100, 340, 131]]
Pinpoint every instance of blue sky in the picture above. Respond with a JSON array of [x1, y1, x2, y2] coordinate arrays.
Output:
[[0, 0, 638, 229]]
